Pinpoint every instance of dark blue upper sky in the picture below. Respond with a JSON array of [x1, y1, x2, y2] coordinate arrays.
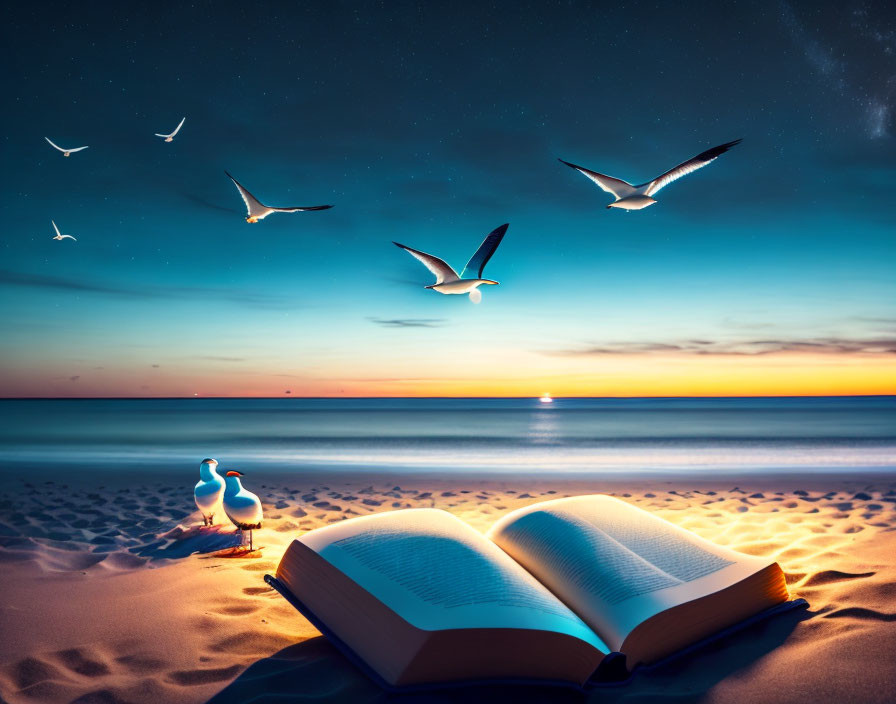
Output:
[[1, 1, 894, 396]]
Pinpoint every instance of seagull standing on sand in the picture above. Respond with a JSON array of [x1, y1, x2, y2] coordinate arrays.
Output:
[[559, 139, 742, 211], [223, 471, 263, 550], [393, 223, 508, 304], [44, 137, 88, 157], [155, 117, 186, 142], [194, 458, 225, 526], [51, 221, 76, 242], [225, 171, 333, 223]]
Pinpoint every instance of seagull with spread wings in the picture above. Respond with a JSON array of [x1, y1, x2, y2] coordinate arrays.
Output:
[[51, 221, 76, 242], [225, 171, 333, 223], [559, 139, 741, 211], [393, 223, 508, 304], [155, 117, 186, 142], [44, 137, 88, 157]]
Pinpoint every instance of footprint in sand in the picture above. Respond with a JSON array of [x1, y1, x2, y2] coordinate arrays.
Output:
[[242, 586, 272, 596], [213, 602, 261, 616], [54, 647, 111, 677], [823, 606, 896, 622], [99, 552, 148, 570], [240, 561, 277, 572], [785, 572, 807, 585], [166, 664, 243, 686], [275, 521, 300, 533], [803, 570, 876, 587], [114, 653, 167, 674], [209, 631, 293, 655], [7, 656, 69, 691]]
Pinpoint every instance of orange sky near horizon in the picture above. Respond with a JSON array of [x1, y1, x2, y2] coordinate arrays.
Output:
[[2, 351, 893, 398]]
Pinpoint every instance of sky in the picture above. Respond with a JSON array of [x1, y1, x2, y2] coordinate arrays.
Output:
[[1, 1, 895, 397]]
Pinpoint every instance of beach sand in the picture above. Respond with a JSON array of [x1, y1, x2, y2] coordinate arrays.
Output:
[[1, 471, 895, 703]]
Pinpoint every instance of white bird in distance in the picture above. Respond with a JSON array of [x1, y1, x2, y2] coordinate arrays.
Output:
[[155, 117, 186, 142], [44, 137, 88, 157], [393, 223, 508, 304], [51, 221, 76, 242], [225, 171, 333, 223], [559, 139, 742, 211]]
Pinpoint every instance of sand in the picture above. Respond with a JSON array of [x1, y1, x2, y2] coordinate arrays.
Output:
[[1, 471, 895, 703]]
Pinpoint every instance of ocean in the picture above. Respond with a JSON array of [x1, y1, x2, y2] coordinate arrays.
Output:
[[0, 397, 893, 476]]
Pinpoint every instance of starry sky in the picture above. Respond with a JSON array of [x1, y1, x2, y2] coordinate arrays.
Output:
[[1, 1, 894, 397]]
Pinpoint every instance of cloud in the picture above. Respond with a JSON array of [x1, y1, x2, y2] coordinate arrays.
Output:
[[0, 269, 297, 311], [545, 337, 896, 357], [69, 375, 80, 382], [0, 270, 145, 297], [368, 317, 447, 328], [151, 364, 160, 368], [196, 356, 246, 362]]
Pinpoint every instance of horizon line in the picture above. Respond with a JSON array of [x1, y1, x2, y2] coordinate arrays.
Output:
[[1, 393, 894, 401]]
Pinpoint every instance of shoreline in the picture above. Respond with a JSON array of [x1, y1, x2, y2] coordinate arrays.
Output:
[[2, 462, 894, 486]]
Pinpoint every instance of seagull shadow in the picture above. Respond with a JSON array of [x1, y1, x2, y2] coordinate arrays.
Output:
[[207, 607, 811, 703], [131, 524, 242, 560], [203, 544, 265, 559]]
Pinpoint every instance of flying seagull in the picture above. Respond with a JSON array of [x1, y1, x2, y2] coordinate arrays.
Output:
[[559, 139, 742, 211], [225, 171, 333, 223], [45, 137, 88, 157], [222, 470, 263, 551], [155, 116, 186, 142], [393, 223, 508, 304], [51, 221, 76, 241], [194, 458, 225, 526]]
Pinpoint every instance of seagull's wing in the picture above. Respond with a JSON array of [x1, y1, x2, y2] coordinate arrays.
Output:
[[62, 235, 76, 241], [45, 137, 64, 152], [271, 205, 334, 213], [558, 158, 635, 199], [461, 223, 508, 279], [154, 133, 167, 138], [641, 139, 742, 196], [225, 171, 267, 218], [52, 220, 60, 236], [170, 117, 186, 137], [68, 146, 88, 152], [392, 242, 459, 284]]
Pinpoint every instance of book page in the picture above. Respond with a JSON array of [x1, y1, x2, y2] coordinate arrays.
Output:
[[488, 495, 776, 650], [299, 508, 609, 653]]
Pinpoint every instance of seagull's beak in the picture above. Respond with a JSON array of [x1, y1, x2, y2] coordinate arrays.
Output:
[[246, 217, 257, 224], [606, 204, 612, 209]]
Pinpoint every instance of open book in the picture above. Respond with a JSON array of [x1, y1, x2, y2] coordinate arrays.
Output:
[[267, 495, 793, 689]]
